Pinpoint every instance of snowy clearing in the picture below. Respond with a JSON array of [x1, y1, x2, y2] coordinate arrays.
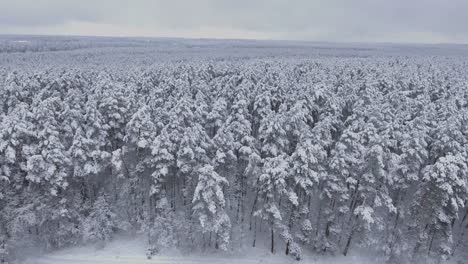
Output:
[[22, 237, 382, 264]]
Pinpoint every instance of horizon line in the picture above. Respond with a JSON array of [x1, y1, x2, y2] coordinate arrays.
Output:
[[2, 33, 468, 47]]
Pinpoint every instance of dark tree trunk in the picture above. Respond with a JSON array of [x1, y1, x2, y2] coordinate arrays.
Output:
[[286, 206, 295, 256], [252, 218, 257, 247], [271, 227, 275, 254], [343, 229, 354, 256], [387, 209, 401, 259]]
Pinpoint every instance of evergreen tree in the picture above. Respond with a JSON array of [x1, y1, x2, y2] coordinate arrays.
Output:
[[192, 165, 231, 250], [83, 194, 116, 246]]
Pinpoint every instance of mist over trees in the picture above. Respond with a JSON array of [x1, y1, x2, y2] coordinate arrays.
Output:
[[0, 37, 468, 264]]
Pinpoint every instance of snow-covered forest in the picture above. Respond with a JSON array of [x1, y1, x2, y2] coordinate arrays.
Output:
[[1, 36, 468, 264]]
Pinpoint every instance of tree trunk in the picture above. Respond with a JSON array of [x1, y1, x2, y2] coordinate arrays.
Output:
[[460, 208, 468, 228], [271, 227, 275, 254], [249, 189, 259, 231], [325, 198, 336, 240], [387, 209, 401, 259], [286, 206, 295, 255], [325, 221, 331, 238], [252, 218, 257, 247], [413, 224, 429, 259], [316, 197, 322, 236], [236, 191, 241, 223], [202, 233, 206, 250], [209, 232, 212, 248], [427, 229, 436, 255], [343, 229, 355, 256], [452, 222, 468, 256]]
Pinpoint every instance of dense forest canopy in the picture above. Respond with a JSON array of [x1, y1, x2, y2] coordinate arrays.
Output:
[[1, 36, 468, 264]]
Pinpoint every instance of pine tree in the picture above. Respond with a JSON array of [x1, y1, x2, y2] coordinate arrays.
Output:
[[83, 194, 116, 247], [413, 153, 468, 261], [69, 127, 101, 178], [146, 194, 177, 257], [150, 127, 176, 199], [26, 97, 71, 196], [255, 155, 297, 254], [192, 165, 231, 250]]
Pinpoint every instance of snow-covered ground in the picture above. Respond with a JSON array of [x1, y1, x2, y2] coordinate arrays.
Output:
[[21, 237, 384, 264]]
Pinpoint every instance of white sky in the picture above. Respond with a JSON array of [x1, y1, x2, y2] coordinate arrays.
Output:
[[1, 0, 468, 43]]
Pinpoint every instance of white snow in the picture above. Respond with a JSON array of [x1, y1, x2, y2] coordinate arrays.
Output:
[[21, 236, 384, 264]]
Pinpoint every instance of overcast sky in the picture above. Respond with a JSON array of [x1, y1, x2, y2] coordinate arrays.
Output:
[[1, 0, 467, 43]]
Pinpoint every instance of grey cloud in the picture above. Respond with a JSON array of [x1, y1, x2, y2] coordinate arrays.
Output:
[[0, 0, 467, 43], [0, 0, 102, 26]]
